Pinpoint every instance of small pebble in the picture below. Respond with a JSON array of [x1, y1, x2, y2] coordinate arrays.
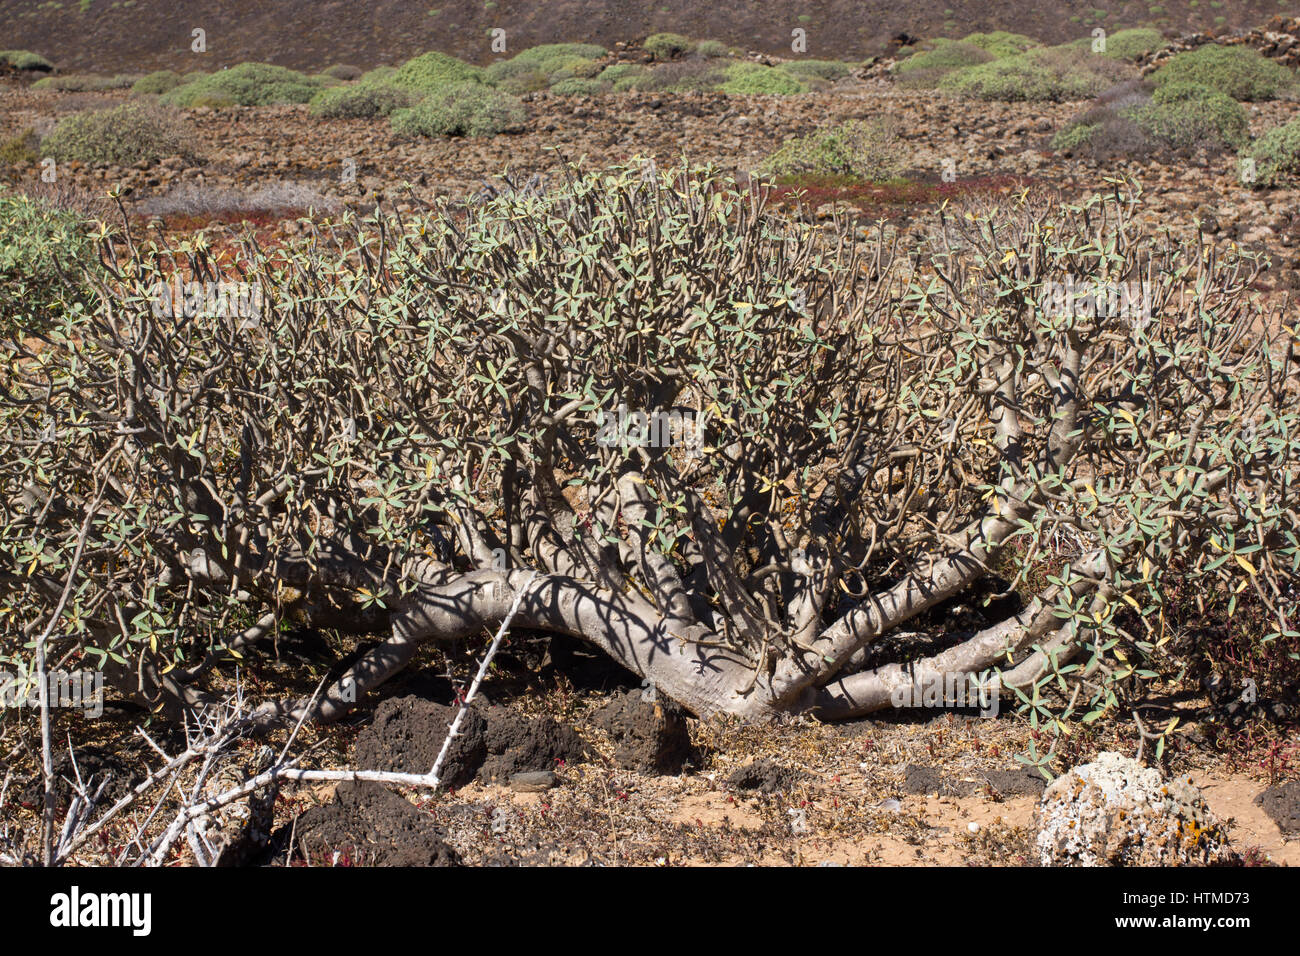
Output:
[[510, 770, 557, 792]]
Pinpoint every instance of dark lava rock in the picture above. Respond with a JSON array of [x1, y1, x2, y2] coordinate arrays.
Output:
[[726, 758, 800, 794], [1256, 779, 1300, 837], [352, 695, 585, 789], [592, 689, 692, 774], [293, 781, 459, 867], [480, 705, 585, 783], [18, 744, 146, 809], [353, 697, 486, 790], [983, 768, 1048, 798]]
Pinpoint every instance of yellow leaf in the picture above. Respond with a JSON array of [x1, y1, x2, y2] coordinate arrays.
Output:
[[1235, 554, 1256, 576]]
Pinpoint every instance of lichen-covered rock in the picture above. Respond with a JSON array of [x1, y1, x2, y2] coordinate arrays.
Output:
[[1035, 752, 1236, 866]]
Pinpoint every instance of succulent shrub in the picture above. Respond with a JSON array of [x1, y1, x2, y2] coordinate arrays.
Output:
[[940, 45, 1135, 101], [1149, 44, 1298, 100], [485, 58, 550, 94], [1135, 82, 1249, 148], [131, 69, 186, 95], [2, 163, 1293, 770], [309, 82, 417, 118], [1096, 27, 1166, 61], [893, 40, 995, 88], [0, 50, 53, 71], [1053, 80, 1248, 154], [719, 62, 806, 95], [758, 119, 902, 181], [508, 43, 607, 67], [163, 63, 328, 107], [777, 59, 853, 83], [695, 40, 731, 59], [596, 63, 647, 90], [40, 101, 194, 164], [548, 77, 611, 96], [959, 30, 1042, 58], [0, 190, 98, 334], [32, 73, 138, 91], [389, 51, 485, 93], [1245, 117, 1300, 186], [390, 83, 524, 136], [323, 63, 364, 81], [644, 32, 695, 60], [0, 129, 40, 167]]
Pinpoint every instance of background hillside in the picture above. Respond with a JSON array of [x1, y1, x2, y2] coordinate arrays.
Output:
[[2, 0, 1299, 71]]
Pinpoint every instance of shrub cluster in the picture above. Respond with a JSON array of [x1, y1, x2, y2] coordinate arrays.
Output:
[[40, 101, 194, 164], [1245, 117, 1300, 186], [758, 119, 901, 181], [1052, 79, 1248, 155], [32, 73, 138, 92], [389, 51, 486, 93], [1149, 44, 1298, 101], [162, 63, 328, 107], [131, 69, 185, 95], [390, 83, 525, 137], [939, 45, 1134, 101], [720, 61, 807, 95], [309, 82, 416, 118], [0, 49, 53, 71], [644, 32, 695, 60], [0, 191, 97, 334]]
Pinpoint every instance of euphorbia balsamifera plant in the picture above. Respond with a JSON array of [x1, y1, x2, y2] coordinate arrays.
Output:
[[1, 163, 1296, 759]]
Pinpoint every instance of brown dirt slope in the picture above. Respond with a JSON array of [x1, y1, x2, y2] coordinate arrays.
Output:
[[1, 0, 1297, 72]]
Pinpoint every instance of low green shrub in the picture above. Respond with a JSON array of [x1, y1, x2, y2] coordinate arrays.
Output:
[[0, 129, 40, 167], [1136, 82, 1249, 148], [509, 43, 607, 65], [32, 73, 137, 91], [548, 77, 611, 96], [163, 62, 328, 106], [309, 81, 417, 118], [696, 40, 731, 59], [958, 30, 1041, 58], [1096, 27, 1166, 61], [940, 45, 1134, 101], [645, 33, 695, 60], [1149, 44, 1297, 100], [758, 119, 901, 181], [0, 191, 97, 334], [390, 83, 524, 136], [1051, 80, 1247, 154], [485, 58, 550, 93], [777, 59, 852, 82], [40, 101, 193, 164], [131, 70, 185, 95], [358, 65, 398, 84], [1245, 117, 1300, 185], [323, 63, 364, 81], [720, 62, 806, 95], [390, 51, 485, 93], [0, 50, 53, 71], [893, 40, 995, 88]]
